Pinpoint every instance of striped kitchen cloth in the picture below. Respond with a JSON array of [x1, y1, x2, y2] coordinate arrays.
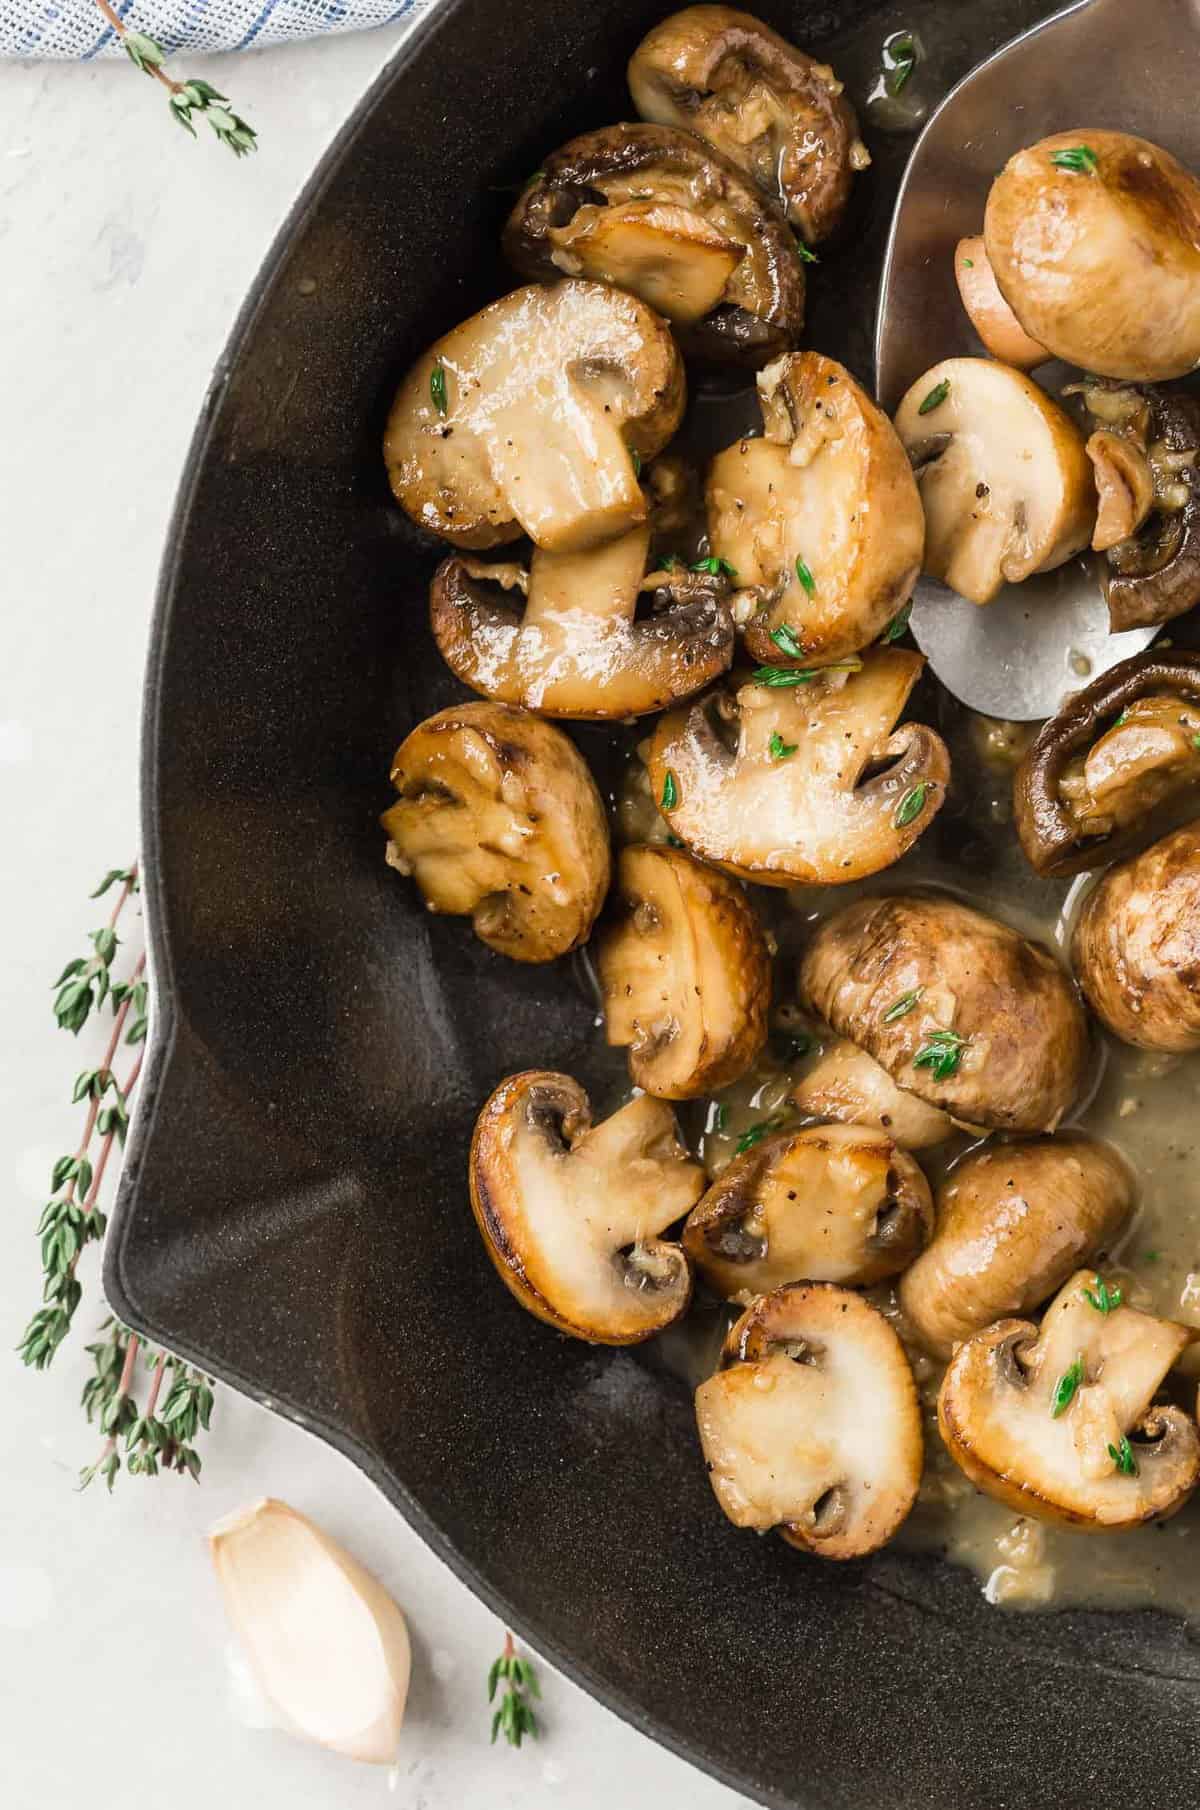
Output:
[[1, 0, 434, 57]]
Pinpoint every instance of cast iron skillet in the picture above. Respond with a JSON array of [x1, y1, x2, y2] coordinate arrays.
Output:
[[106, 2, 1200, 1804]]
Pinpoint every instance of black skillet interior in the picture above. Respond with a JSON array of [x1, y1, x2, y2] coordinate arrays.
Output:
[[106, 1, 1200, 1804]]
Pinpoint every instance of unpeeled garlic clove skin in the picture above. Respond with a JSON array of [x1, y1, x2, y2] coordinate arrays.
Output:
[[209, 1497, 411, 1765]]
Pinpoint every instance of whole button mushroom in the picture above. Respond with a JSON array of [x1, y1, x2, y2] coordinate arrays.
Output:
[[1014, 650, 1200, 877], [899, 1137, 1134, 1359], [695, 1282, 923, 1559], [939, 1269, 1200, 1530], [646, 649, 948, 887], [953, 236, 1049, 371], [596, 844, 770, 1099], [503, 123, 806, 368], [383, 280, 684, 552], [628, 6, 869, 246], [683, 1123, 933, 1297], [381, 702, 609, 963], [893, 358, 1096, 607], [469, 1071, 702, 1344], [428, 528, 734, 720], [984, 131, 1200, 382], [799, 893, 1090, 1133], [1071, 819, 1200, 1053], [707, 352, 924, 665], [790, 1037, 953, 1151]]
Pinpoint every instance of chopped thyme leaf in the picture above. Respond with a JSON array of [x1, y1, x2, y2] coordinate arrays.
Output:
[[771, 623, 807, 659], [769, 731, 798, 761], [894, 783, 929, 828], [661, 770, 679, 812], [691, 555, 737, 578], [1050, 1355, 1085, 1418], [918, 378, 950, 416], [735, 1113, 788, 1155], [794, 556, 816, 595], [881, 600, 913, 643], [752, 659, 862, 688], [795, 237, 819, 264], [962, 257, 974, 268], [1192, 734, 1200, 752], [631, 449, 642, 478], [1081, 1275, 1123, 1315], [430, 362, 448, 415], [1051, 144, 1099, 175], [1114, 709, 1130, 726], [1108, 1435, 1138, 1476], [885, 32, 917, 95], [883, 987, 923, 1023], [912, 1027, 967, 1082]]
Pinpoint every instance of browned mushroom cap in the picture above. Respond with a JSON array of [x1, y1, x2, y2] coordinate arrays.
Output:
[[707, 352, 924, 663], [428, 528, 733, 720], [799, 893, 1090, 1132], [790, 1037, 953, 1150], [899, 1137, 1134, 1359], [628, 7, 869, 244], [984, 131, 1200, 382], [383, 280, 684, 552], [684, 1123, 933, 1297], [695, 1282, 923, 1559], [502, 123, 805, 368], [1071, 819, 1200, 1052], [953, 236, 1049, 370], [380, 702, 609, 962], [469, 1071, 702, 1343], [645, 649, 948, 887], [938, 1269, 1200, 1529], [596, 844, 769, 1098], [1014, 650, 1200, 877]]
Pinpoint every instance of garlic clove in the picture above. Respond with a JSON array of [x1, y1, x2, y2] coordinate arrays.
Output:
[[209, 1497, 411, 1764]]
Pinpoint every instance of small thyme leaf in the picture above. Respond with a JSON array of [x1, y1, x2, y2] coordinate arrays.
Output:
[[1143, 1249, 1162, 1263], [752, 658, 863, 688], [661, 770, 679, 812], [1081, 1274, 1123, 1315], [894, 783, 929, 828], [1114, 709, 1130, 727], [488, 1636, 539, 1748], [881, 599, 913, 643], [123, 29, 165, 71], [1192, 734, 1200, 752], [1051, 144, 1099, 175], [430, 363, 448, 416], [795, 237, 819, 264], [691, 555, 736, 578], [771, 623, 807, 659], [735, 1114, 788, 1155], [769, 731, 798, 761], [632, 449, 642, 478], [794, 556, 816, 595], [885, 32, 917, 95], [1108, 1435, 1138, 1476], [883, 987, 923, 1023], [962, 257, 974, 268], [912, 1027, 967, 1082], [1050, 1355, 1085, 1418], [918, 378, 951, 416]]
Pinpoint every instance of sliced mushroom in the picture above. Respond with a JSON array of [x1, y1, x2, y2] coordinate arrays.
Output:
[[1014, 650, 1200, 876], [596, 844, 769, 1098], [380, 702, 609, 962], [428, 528, 733, 720], [684, 1123, 933, 1297], [695, 1282, 923, 1558], [1074, 381, 1200, 632], [799, 893, 1090, 1132], [383, 280, 684, 552], [953, 236, 1049, 370], [790, 1037, 954, 1150], [1071, 819, 1200, 1052], [893, 358, 1095, 606], [899, 1137, 1134, 1359], [938, 1269, 1200, 1529], [984, 131, 1200, 382], [646, 648, 948, 887], [628, 7, 869, 244], [469, 1071, 702, 1343], [707, 352, 925, 663], [503, 123, 805, 367]]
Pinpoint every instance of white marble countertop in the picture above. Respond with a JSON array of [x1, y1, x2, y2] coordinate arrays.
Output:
[[0, 32, 750, 1810]]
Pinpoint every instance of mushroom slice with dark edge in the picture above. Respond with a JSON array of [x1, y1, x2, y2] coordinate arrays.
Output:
[[503, 123, 806, 369], [695, 1282, 923, 1558], [790, 1037, 953, 1150], [1073, 379, 1200, 631], [893, 357, 1096, 606], [628, 6, 869, 245], [984, 131, 1200, 382], [899, 1137, 1134, 1359], [383, 280, 684, 552], [428, 527, 733, 720], [380, 702, 609, 963], [1072, 819, 1200, 1053], [938, 1269, 1200, 1530], [707, 352, 924, 663], [953, 236, 1049, 370], [596, 844, 770, 1098], [645, 648, 948, 887], [799, 893, 1090, 1133], [684, 1123, 933, 1297], [469, 1071, 701, 1343], [1014, 649, 1200, 877]]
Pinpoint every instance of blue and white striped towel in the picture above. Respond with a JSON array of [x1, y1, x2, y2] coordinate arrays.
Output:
[[2, 0, 432, 58]]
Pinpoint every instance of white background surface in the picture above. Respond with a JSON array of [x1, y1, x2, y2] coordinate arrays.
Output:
[[0, 31, 751, 1810]]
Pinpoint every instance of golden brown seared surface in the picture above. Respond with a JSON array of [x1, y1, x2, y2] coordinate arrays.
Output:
[[1071, 819, 1200, 1052]]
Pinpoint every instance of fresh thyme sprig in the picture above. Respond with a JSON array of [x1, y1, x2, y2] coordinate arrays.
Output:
[[488, 1631, 540, 1748], [93, 0, 257, 156], [79, 1331, 214, 1490]]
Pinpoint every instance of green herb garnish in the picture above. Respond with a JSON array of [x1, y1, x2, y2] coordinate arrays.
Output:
[[771, 623, 807, 659], [881, 600, 913, 643], [735, 1114, 788, 1155], [632, 449, 642, 478], [1108, 1436, 1138, 1476], [1050, 1355, 1085, 1418], [794, 556, 816, 596], [661, 770, 679, 812], [692, 555, 737, 578], [883, 987, 923, 1023], [795, 238, 819, 264], [913, 1027, 967, 1082], [488, 1634, 539, 1747], [1192, 734, 1200, 752], [769, 731, 798, 761], [886, 32, 917, 95], [1143, 1249, 1162, 1264], [752, 658, 863, 688], [1081, 1275, 1123, 1315], [894, 783, 929, 828], [430, 362, 448, 415], [1051, 144, 1099, 175], [1114, 709, 1130, 727], [918, 378, 951, 416], [962, 257, 974, 268], [714, 1103, 729, 1133]]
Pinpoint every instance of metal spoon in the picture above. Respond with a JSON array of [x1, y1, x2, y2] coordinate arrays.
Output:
[[874, 0, 1200, 720]]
